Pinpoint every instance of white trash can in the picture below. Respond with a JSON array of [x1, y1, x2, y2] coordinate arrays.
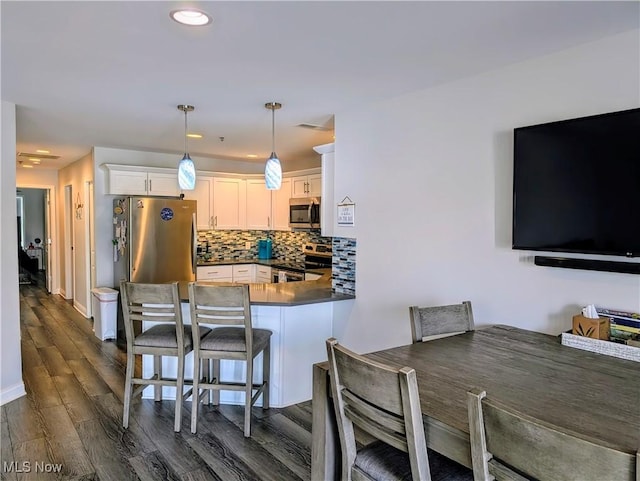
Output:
[[91, 287, 119, 341]]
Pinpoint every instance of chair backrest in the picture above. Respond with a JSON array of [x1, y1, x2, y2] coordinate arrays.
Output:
[[326, 338, 431, 481], [467, 388, 639, 481], [409, 300, 474, 343], [120, 281, 184, 349], [188, 283, 252, 351]]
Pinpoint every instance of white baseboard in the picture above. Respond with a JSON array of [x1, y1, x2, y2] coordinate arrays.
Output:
[[73, 301, 88, 318], [59, 288, 68, 299], [0, 382, 26, 406]]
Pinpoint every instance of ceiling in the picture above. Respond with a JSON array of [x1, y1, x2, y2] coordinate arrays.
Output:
[[2, 1, 638, 172]]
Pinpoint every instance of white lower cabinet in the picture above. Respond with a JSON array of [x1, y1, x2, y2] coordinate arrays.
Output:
[[255, 265, 272, 283], [196, 265, 233, 282], [232, 264, 254, 283]]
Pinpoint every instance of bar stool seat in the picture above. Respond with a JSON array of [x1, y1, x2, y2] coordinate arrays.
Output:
[[200, 326, 271, 353]]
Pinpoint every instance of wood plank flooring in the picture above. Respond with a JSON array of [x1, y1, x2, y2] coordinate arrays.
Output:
[[2, 279, 313, 481]]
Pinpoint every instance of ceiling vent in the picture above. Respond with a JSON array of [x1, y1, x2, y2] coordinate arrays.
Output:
[[18, 152, 60, 160], [296, 123, 333, 131]]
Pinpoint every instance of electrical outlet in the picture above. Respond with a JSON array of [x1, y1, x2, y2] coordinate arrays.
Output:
[[245, 241, 251, 250]]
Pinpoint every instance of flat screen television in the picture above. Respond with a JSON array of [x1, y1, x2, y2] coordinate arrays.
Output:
[[512, 108, 640, 258]]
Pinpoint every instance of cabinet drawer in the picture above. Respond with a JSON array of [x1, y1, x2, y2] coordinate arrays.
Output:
[[197, 265, 233, 280], [232, 264, 254, 278], [255, 266, 272, 277]]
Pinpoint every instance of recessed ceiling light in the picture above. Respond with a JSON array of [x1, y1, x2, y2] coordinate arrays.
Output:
[[246, 154, 258, 159], [35, 149, 50, 154], [170, 8, 213, 26], [187, 133, 203, 139], [22, 164, 33, 168]]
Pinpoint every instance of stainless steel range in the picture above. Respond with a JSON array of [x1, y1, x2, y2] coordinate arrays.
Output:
[[303, 243, 332, 270], [273, 243, 332, 283]]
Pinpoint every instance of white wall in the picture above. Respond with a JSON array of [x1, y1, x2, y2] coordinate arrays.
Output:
[[58, 152, 94, 317], [333, 30, 640, 352], [1, 101, 26, 404]]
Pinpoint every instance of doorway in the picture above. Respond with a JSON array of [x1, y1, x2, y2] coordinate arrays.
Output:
[[15, 187, 53, 291]]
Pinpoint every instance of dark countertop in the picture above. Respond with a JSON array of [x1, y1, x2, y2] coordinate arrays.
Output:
[[180, 267, 355, 306]]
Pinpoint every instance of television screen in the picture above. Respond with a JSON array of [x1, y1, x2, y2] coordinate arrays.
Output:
[[512, 108, 640, 258]]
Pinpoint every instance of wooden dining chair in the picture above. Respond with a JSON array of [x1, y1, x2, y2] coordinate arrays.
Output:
[[467, 388, 640, 481], [120, 281, 211, 432], [188, 282, 272, 437], [409, 301, 474, 343], [326, 337, 473, 481]]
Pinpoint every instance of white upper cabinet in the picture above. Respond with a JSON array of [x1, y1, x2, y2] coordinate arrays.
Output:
[[291, 173, 322, 198], [271, 177, 292, 231], [105, 164, 180, 197], [183, 175, 214, 230], [212, 177, 246, 230], [246, 179, 272, 230]]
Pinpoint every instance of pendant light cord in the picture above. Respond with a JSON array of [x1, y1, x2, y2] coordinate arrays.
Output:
[[184, 109, 188, 155], [271, 104, 276, 153]]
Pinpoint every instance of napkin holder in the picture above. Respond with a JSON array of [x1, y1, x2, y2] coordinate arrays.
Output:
[[572, 315, 610, 340]]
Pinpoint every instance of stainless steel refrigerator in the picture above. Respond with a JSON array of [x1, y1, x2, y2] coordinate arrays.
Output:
[[113, 197, 196, 339]]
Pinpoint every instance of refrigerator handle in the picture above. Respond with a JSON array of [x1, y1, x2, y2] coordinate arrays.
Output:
[[191, 213, 197, 275]]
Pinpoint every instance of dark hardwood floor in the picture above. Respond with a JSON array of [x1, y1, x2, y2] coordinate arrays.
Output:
[[2, 278, 313, 481]]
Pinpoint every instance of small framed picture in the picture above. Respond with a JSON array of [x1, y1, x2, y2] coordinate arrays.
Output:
[[337, 197, 355, 226]]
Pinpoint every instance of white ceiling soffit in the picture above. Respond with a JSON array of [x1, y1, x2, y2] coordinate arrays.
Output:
[[2, 1, 638, 170]]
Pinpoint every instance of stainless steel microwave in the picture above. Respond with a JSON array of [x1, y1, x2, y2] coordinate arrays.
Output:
[[289, 197, 321, 229]]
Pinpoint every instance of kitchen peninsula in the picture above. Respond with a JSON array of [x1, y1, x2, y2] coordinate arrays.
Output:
[[142, 274, 355, 408]]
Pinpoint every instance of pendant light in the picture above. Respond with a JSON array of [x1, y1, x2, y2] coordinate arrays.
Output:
[[264, 102, 282, 190], [177, 104, 196, 190]]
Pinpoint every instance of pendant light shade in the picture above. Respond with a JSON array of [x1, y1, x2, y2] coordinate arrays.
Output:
[[177, 104, 196, 190], [264, 102, 282, 190]]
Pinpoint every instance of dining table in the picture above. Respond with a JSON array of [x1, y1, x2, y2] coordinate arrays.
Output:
[[311, 325, 640, 481]]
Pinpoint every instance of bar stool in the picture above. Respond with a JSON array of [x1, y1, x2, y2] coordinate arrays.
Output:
[[120, 281, 211, 432], [188, 282, 272, 437]]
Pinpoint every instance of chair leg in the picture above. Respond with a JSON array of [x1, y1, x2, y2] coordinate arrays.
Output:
[[191, 353, 201, 434], [262, 344, 270, 410], [244, 358, 253, 437], [175, 353, 185, 432], [212, 359, 220, 406], [203, 359, 211, 406], [122, 352, 135, 428], [154, 355, 162, 402]]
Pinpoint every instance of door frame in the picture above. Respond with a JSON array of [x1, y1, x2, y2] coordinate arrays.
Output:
[[64, 184, 74, 299], [15, 183, 58, 294]]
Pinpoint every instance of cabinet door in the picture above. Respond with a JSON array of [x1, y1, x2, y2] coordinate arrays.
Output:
[[196, 265, 233, 280], [109, 170, 148, 195], [184, 176, 213, 230], [232, 264, 254, 283], [291, 176, 309, 198], [271, 178, 292, 231], [291, 174, 322, 198], [246, 179, 272, 230], [307, 173, 322, 197], [148, 172, 180, 197], [255, 265, 272, 283], [213, 178, 246, 229]]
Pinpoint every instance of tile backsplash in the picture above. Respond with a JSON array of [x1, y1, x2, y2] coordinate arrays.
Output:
[[197, 230, 330, 263], [332, 237, 356, 295], [197, 230, 357, 295]]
